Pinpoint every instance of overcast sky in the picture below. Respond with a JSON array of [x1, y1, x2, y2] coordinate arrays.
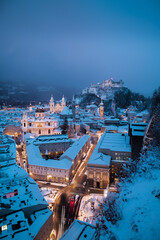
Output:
[[0, 0, 160, 96]]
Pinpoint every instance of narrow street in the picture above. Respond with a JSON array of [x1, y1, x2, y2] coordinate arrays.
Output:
[[51, 139, 99, 239]]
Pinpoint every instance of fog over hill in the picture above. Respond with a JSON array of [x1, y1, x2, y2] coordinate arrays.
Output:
[[0, 80, 78, 106]]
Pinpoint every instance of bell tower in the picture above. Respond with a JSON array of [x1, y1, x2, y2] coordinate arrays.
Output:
[[61, 95, 66, 108], [100, 99, 104, 118], [22, 113, 28, 132]]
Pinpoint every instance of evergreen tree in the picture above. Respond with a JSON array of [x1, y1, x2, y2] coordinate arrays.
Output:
[[61, 117, 68, 134], [150, 87, 160, 146], [150, 87, 160, 116]]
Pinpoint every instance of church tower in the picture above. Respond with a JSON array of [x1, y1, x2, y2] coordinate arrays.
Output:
[[29, 104, 32, 112], [22, 113, 28, 132], [72, 95, 76, 119], [61, 95, 66, 108], [49, 95, 54, 113], [100, 99, 104, 118]]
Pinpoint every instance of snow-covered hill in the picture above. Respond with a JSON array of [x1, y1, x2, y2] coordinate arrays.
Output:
[[100, 148, 160, 240], [81, 78, 125, 100]]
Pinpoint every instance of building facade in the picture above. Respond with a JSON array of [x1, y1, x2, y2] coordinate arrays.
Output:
[[26, 135, 90, 184], [21, 110, 61, 137], [87, 131, 131, 188], [49, 95, 66, 113]]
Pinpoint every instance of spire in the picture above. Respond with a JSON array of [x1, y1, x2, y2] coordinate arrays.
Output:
[[100, 99, 103, 106], [61, 95, 66, 107], [50, 95, 54, 102]]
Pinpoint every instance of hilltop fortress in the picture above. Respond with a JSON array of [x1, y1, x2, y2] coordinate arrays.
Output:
[[82, 78, 124, 100]]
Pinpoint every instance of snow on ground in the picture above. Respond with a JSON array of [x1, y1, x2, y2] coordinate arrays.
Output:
[[114, 171, 160, 240], [78, 194, 104, 225], [39, 187, 58, 204], [50, 182, 67, 187], [101, 148, 160, 240]]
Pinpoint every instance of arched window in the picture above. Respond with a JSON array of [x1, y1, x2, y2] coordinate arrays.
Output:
[[24, 122, 26, 127], [48, 129, 51, 134], [39, 129, 41, 134]]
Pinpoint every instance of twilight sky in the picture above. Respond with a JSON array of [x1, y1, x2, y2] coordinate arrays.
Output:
[[0, 0, 160, 96]]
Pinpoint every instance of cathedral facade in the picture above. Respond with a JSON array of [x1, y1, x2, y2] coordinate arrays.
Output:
[[49, 95, 66, 113], [21, 109, 61, 137]]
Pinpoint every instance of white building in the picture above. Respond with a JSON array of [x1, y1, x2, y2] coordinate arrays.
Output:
[[87, 131, 131, 188], [27, 143, 72, 184], [60, 135, 91, 178], [26, 135, 90, 183], [21, 109, 61, 137], [0, 135, 53, 240]]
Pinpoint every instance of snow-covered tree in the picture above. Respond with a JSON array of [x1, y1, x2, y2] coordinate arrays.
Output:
[[99, 147, 160, 240]]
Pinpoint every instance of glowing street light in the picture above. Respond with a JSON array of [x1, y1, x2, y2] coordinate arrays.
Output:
[[104, 185, 109, 198]]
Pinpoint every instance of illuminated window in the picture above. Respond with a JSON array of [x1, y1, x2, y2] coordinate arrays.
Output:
[[1, 225, 7, 231]]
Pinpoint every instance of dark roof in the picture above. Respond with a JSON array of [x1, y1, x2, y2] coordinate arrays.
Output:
[[35, 108, 45, 113]]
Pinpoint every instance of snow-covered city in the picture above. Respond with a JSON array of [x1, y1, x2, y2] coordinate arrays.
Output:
[[0, 1, 160, 240]]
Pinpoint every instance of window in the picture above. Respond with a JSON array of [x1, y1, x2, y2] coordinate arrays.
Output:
[[29, 123, 31, 126], [24, 123, 26, 127], [48, 129, 51, 134], [39, 129, 41, 134], [89, 172, 94, 178], [48, 122, 50, 126]]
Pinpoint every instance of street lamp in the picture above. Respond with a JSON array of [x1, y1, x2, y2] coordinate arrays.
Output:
[[104, 186, 109, 198]]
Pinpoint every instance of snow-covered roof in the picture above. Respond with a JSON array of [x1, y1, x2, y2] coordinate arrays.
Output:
[[86, 104, 98, 108], [60, 219, 97, 240], [60, 135, 90, 161], [60, 106, 72, 115], [106, 125, 118, 131], [26, 144, 72, 169], [33, 134, 71, 145], [117, 125, 129, 133], [88, 132, 111, 167], [88, 152, 111, 166], [130, 122, 147, 136], [88, 131, 130, 167], [0, 134, 52, 239], [99, 132, 131, 152], [24, 132, 35, 139]]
